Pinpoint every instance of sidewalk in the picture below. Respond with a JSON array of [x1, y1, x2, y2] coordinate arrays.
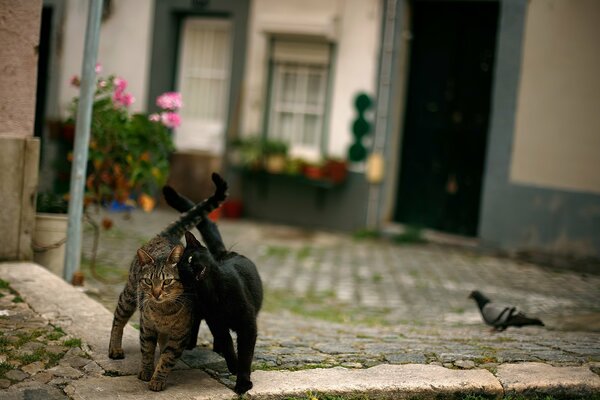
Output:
[[0, 209, 599, 398]]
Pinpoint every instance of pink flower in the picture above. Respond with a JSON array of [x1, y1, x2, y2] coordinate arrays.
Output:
[[70, 75, 80, 87], [113, 77, 127, 94], [156, 92, 183, 110], [113, 91, 135, 108], [95, 63, 102, 74], [98, 80, 107, 88], [148, 113, 161, 122], [160, 112, 181, 128]]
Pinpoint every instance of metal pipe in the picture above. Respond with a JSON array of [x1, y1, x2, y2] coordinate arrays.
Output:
[[63, 0, 104, 283]]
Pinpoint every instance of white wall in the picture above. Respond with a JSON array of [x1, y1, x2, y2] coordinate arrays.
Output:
[[510, 0, 600, 195], [58, 0, 154, 116], [241, 0, 382, 159]]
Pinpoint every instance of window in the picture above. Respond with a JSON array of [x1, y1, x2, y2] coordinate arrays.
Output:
[[176, 18, 232, 154], [267, 40, 332, 160]]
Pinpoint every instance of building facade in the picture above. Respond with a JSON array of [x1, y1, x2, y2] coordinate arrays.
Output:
[[36, 0, 600, 261]]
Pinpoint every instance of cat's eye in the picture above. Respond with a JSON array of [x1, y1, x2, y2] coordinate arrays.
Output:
[[142, 278, 152, 285], [163, 279, 173, 286], [188, 255, 193, 264]]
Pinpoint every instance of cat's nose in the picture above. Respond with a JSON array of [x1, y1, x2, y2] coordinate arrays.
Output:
[[152, 288, 161, 299]]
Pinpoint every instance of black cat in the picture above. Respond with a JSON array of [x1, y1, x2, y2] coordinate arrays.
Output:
[[162, 185, 263, 394]]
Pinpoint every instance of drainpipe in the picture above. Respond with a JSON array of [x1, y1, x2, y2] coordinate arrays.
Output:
[[366, 0, 402, 229], [63, 0, 104, 283]]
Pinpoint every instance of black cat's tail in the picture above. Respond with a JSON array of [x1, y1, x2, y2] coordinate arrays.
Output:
[[159, 173, 228, 240]]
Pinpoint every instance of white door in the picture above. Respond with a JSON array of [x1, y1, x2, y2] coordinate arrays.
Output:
[[175, 18, 232, 154]]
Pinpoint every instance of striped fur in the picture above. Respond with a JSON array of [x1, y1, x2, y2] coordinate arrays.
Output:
[[108, 173, 228, 391]]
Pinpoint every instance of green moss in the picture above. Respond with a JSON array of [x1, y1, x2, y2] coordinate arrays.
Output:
[[352, 229, 381, 240], [15, 330, 45, 347], [0, 279, 10, 289], [12, 296, 24, 303], [393, 226, 426, 244], [263, 245, 291, 258], [17, 348, 46, 364], [46, 326, 66, 341], [297, 246, 312, 261], [263, 289, 391, 326], [63, 338, 82, 348], [0, 361, 14, 378]]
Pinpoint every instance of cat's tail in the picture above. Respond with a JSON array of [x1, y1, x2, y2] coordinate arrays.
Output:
[[162, 185, 195, 213], [159, 173, 228, 239]]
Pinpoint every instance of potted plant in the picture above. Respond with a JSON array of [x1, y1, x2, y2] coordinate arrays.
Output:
[[65, 65, 180, 280], [263, 139, 288, 174], [33, 192, 69, 277], [67, 68, 178, 212]]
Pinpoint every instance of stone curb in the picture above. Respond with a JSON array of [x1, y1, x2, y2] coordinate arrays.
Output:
[[2, 262, 599, 400]]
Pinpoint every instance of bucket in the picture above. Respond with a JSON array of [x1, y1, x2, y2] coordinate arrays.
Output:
[[33, 213, 68, 277]]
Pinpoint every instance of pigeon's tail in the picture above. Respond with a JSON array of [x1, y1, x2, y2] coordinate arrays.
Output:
[[508, 313, 544, 327]]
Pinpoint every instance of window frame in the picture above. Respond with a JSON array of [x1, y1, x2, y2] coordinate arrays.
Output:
[[263, 37, 335, 160]]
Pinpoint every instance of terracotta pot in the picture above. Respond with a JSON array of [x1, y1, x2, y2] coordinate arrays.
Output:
[[208, 208, 221, 222], [303, 165, 324, 180], [223, 200, 243, 219]]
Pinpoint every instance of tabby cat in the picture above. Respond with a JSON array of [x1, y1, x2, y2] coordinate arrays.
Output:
[[108, 173, 227, 391], [163, 186, 263, 394]]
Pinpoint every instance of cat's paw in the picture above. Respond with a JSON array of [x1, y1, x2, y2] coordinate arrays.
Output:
[[137, 369, 153, 382], [108, 347, 124, 359], [148, 378, 167, 391], [234, 378, 252, 394]]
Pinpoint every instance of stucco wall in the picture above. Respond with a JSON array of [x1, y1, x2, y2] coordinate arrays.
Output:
[[58, 0, 154, 115], [0, 0, 42, 137], [241, 0, 381, 159], [479, 0, 600, 260], [0, 0, 42, 260], [510, 0, 600, 195]]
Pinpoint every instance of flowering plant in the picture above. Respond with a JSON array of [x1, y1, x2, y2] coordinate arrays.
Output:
[[67, 65, 180, 210]]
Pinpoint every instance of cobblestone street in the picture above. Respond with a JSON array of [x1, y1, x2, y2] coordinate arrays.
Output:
[[1, 207, 599, 398], [81, 208, 600, 376]]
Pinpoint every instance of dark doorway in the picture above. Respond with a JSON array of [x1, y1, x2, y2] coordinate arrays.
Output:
[[394, 0, 499, 236], [34, 6, 53, 142]]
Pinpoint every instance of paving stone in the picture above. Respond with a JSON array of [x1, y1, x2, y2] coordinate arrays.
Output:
[[0, 378, 11, 388], [47, 365, 84, 379], [385, 353, 427, 364], [21, 361, 45, 375], [59, 355, 90, 369], [82, 361, 104, 375], [454, 359, 476, 369], [66, 369, 234, 399], [312, 342, 359, 355], [32, 371, 53, 384], [248, 364, 503, 398], [496, 362, 600, 397], [4, 369, 29, 381]]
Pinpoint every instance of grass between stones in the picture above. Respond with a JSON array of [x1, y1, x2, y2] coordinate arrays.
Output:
[[263, 289, 391, 326], [283, 395, 600, 400], [0, 281, 86, 381]]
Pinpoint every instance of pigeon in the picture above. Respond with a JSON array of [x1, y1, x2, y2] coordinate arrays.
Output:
[[468, 290, 544, 331]]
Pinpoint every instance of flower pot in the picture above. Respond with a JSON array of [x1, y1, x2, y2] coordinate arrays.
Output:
[[223, 200, 243, 219], [265, 155, 286, 174], [33, 213, 68, 277], [208, 207, 222, 222]]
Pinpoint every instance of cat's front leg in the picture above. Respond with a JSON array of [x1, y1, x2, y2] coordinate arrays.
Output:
[[109, 283, 137, 359], [148, 333, 187, 391], [138, 324, 158, 382]]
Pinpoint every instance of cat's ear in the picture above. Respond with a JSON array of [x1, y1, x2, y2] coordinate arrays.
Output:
[[137, 248, 154, 265], [184, 231, 203, 248], [168, 244, 184, 264]]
